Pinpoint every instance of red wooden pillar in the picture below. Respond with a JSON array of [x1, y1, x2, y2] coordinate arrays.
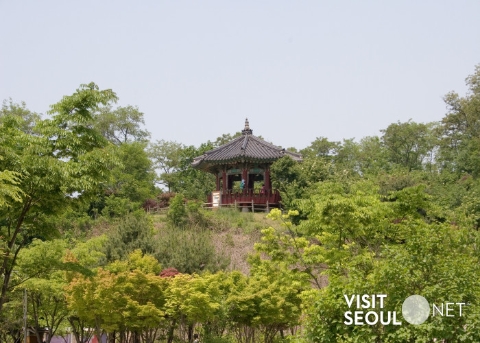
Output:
[[242, 168, 248, 193], [222, 171, 227, 192], [265, 168, 271, 191]]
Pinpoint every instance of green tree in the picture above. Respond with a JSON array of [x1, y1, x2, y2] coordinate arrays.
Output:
[[381, 120, 438, 172], [170, 144, 216, 200], [256, 177, 480, 341], [0, 98, 41, 134], [248, 257, 306, 343], [438, 64, 480, 176], [66, 251, 166, 343], [166, 194, 187, 227], [94, 105, 150, 144], [86, 106, 155, 216], [155, 225, 229, 274], [0, 83, 118, 313], [334, 138, 361, 176], [70, 235, 108, 270], [212, 132, 242, 147], [306, 221, 480, 342], [103, 141, 157, 208], [356, 136, 389, 175], [149, 141, 215, 199], [0, 170, 23, 209], [300, 137, 340, 161], [270, 156, 307, 208], [15, 239, 93, 343], [65, 269, 107, 341], [25, 276, 69, 343], [0, 290, 24, 343], [163, 273, 225, 342], [105, 211, 156, 262], [149, 140, 185, 192], [224, 262, 303, 343]]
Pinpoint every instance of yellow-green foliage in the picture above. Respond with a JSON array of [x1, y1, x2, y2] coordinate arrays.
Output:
[[65, 256, 304, 343], [257, 180, 480, 342]]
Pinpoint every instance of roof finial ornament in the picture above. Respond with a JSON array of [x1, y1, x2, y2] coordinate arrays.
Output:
[[242, 118, 253, 135]]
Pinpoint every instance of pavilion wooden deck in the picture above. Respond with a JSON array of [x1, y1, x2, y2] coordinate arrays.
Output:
[[205, 189, 281, 212]]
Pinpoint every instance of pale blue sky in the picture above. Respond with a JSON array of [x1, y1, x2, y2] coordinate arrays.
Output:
[[1, 1, 479, 150]]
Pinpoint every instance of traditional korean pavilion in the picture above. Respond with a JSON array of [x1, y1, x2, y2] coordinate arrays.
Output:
[[192, 119, 302, 210]]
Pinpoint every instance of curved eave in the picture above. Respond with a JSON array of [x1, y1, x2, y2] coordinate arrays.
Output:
[[193, 153, 302, 174], [191, 132, 302, 173]]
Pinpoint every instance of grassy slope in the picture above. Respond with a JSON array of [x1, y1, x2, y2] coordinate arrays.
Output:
[[151, 209, 281, 274]]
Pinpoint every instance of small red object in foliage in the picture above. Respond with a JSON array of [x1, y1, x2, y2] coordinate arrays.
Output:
[[159, 267, 180, 278], [142, 192, 177, 212]]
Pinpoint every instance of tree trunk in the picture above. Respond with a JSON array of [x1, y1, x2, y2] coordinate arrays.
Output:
[[167, 319, 176, 343], [0, 201, 31, 314], [108, 331, 116, 343], [187, 324, 193, 343]]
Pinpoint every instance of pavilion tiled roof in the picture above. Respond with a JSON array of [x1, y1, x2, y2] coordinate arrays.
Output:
[[192, 119, 302, 173]]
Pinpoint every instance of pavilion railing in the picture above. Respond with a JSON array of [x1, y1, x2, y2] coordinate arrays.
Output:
[[207, 189, 280, 205]]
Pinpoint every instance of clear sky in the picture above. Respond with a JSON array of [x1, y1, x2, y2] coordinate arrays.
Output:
[[1, 1, 479, 150]]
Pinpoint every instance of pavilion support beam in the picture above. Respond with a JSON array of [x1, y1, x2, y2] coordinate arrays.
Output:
[[265, 168, 271, 191], [242, 168, 248, 191], [222, 171, 227, 192]]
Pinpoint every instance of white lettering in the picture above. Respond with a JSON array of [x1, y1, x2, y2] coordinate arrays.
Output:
[[392, 311, 402, 325], [344, 311, 353, 325], [446, 302, 454, 317], [377, 294, 387, 308], [354, 311, 364, 325], [344, 294, 355, 308], [456, 303, 465, 316], [361, 294, 371, 309], [380, 311, 391, 325], [432, 303, 443, 316], [342, 294, 405, 326], [365, 311, 378, 325]]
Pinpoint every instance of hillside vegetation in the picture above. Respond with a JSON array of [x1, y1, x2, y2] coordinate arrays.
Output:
[[1, 65, 480, 342]]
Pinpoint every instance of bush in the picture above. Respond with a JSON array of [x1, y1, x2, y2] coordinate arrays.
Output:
[[103, 195, 138, 217], [105, 211, 155, 262], [167, 194, 187, 227], [142, 192, 177, 212], [155, 226, 229, 274]]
